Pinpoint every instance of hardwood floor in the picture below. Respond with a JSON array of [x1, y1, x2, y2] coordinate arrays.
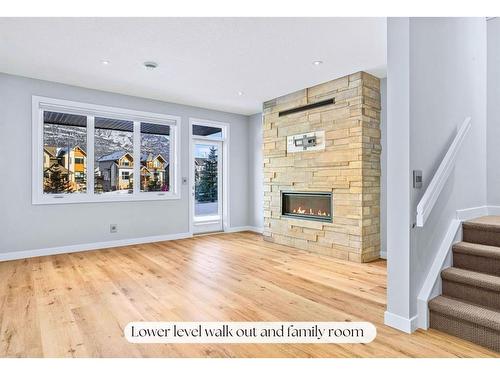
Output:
[[0, 231, 497, 357]]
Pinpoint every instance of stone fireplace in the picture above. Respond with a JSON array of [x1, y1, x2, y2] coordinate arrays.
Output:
[[262, 71, 381, 262]]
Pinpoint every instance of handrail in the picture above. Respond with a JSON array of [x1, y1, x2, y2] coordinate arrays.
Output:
[[415, 117, 472, 227]]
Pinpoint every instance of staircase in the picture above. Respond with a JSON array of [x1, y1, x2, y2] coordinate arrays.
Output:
[[429, 216, 500, 352]]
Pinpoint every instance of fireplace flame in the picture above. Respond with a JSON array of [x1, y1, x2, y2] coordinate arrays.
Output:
[[292, 206, 330, 217]]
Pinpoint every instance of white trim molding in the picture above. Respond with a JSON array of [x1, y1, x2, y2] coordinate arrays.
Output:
[[225, 226, 263, 234], [487, 205, 500, 216], [416, 117, 472, 227], [384, 311, 418, 334], [456, 206, 489, 221], [0, 232, 192, 262]]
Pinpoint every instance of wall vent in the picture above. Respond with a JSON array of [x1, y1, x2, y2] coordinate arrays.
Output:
[[278, 98, 335, 117]]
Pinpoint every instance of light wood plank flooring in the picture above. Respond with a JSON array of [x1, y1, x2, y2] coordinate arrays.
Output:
[[0, 232, 498, 357]]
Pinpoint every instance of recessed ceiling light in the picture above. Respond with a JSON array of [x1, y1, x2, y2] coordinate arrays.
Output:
[[143, 61, 159, 70], [313, 60, 323, 66], [101, 60, 110, 65], [237, 91, 244, 96]]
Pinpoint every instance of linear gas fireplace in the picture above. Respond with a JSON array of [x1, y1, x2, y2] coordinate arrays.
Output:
[[281, 192, 333, 223]]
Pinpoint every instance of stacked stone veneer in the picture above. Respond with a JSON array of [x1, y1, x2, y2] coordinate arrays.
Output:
[[262, 72, 381, 262]]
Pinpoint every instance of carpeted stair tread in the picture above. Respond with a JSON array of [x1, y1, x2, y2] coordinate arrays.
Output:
[[463, 220, 500, 247], [441, 267, 500, 292], [463, 220, 500, 232], [453, 241, 500, 260], [429, 296, 500, 332]]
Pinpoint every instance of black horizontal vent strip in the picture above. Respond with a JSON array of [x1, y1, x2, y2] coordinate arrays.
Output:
[[278, 98, 335, 117]]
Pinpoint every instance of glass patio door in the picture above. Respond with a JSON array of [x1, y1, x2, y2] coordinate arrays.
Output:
[[192, 140, 223, 233]]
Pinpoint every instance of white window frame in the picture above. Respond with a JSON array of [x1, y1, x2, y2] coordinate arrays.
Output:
[[32, 96, 181, 204]]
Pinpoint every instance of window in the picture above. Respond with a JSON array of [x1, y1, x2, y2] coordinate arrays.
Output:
[[75, 172, 85, 182], [94, 117, 134, 194], [33, 96, 180, 204], [42, 111, 87, 194], [140, 122, 170, 192]]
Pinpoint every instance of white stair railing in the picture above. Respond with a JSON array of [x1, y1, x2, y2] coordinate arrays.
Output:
[[415, 117, 472, 227]]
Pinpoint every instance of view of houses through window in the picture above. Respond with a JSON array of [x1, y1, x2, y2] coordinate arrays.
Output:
[[94, 117, 135, 194], [42, 109, 171, 197], [140, 122, 170, 192], [43, 111, 87, 194]]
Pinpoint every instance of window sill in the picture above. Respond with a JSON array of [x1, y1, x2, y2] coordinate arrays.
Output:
[[32, 192, 181, 205]]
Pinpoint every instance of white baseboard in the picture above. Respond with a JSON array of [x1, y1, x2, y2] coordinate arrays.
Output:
[[456, 205, 489, 221], [456, 205, 500, 220], [384, 311, 418, 333], [0, 232, 192, 262], [487, 205, 500, 216], [225, 226, 263, 234]]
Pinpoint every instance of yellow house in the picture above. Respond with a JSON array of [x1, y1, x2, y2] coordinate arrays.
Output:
[[43, 145, 86, 193], [140, 153, 168, 191], [57, 146, 87, 191]]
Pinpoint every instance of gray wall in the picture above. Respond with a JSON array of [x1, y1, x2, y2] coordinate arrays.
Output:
[[380, 78, 387, 259], [487, 18, 500, 205], [0, 73, 250, 254], [409, 17, 487, 321], [386, 17, 487, 328], [247, 113, 263, 229]]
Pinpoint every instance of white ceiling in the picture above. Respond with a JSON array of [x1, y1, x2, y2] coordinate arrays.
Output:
[[0, 18, 387, 115]]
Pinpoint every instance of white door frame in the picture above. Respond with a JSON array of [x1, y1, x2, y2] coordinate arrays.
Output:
[[188, 118, 229, 235]]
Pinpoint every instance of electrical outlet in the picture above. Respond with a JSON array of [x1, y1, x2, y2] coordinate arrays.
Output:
[[110, 224, 118, 233]]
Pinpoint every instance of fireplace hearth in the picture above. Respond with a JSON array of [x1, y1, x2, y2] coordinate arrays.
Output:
[[281, 192, 332, 222]]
